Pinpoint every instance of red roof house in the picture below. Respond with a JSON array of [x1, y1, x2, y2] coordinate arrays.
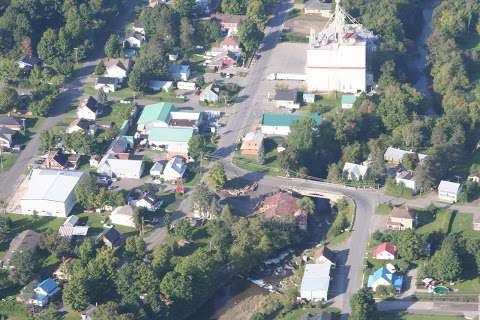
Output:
[[372, 242, 397, 260]]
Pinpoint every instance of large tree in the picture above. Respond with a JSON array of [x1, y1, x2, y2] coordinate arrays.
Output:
[[62, 278, 89, 311], [221, 0, 247, 14], [207, 162, 227, 190], [350, 288, 378, 320], [238, 20, 264, 60], [431, 235, 462, 282], [8, 250, 37, 285], [396, 229, 422, 262], [0, 87, 18, 113]]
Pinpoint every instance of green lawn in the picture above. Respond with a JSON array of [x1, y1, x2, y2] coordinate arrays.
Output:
[[98, 102, 134, 128], [415, 208, 453, 236], [0, 153, 19, 172], [379, 311, 465, 320], [376, 203, 394, 215], [326, 199, 355, 245], [233, 137, 285, 176], [306, 93, 341, 115], [143, 90, 187, 103], [276, 307, 340, 320], [450, 212, 480, 240]]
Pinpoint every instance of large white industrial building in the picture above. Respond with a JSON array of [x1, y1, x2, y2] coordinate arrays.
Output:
[[305, 0, 376, 93], [21, 169, 85, 217]]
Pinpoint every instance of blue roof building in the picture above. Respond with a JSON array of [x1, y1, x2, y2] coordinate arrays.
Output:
[[367, 267, 403, 292], [32, 278, 60, 307]]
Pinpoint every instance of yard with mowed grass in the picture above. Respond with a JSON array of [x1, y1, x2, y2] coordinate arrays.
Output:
[[412, 209, 480, 293], [379, 311, 465, 320], [415, 208, 453, 235], [233, 137, 285, 176], [276, 307, 340, 320], [98, 102, 135, 129], [0, 153, 19, 172]]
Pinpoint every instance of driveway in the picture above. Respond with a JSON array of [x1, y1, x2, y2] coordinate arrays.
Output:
[[0, 0, 139, 203]]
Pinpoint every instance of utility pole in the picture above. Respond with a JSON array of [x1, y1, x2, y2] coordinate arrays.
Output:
[[21, 118, 26, 136]]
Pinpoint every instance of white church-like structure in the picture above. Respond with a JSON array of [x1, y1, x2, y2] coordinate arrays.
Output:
[[305, 0, 377, 93]]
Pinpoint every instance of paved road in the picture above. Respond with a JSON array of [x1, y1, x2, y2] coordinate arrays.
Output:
[[0, 0, 139, 203]]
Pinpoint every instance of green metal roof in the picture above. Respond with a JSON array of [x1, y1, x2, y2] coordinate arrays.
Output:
[[261, 113, 322, 127], [341, 95, 357, 105], [148, 127, 193, 142], [138, 102, 175, 125]]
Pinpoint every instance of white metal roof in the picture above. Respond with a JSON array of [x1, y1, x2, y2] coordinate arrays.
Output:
[[22, 169, 85, 203], [244, 132, 265, 143], [343, 162, 368, 177], [300, 263, 331, 293], [438, 180, 461, 194], [384, 147, 410, 161]]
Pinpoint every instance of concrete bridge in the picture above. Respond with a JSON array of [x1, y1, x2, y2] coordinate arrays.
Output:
[[285, 186, 346, 203]]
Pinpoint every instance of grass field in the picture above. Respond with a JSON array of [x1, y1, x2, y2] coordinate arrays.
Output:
[[98, 102, 134, 128], [233, 137, 285, 176], [379, 311, 465, 320]]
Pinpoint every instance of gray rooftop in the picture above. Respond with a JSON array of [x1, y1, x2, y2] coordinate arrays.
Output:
[[274, 90, 298, 102], [22, 169, 85, 203], [300, 263, 331, 294]]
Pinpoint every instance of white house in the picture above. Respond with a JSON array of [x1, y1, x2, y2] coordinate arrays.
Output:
[[77, 96, 101, 120], [274, 90, 300, 110], [110, 205, 136, 228], [395, 171, 417, 192], [21, 169, 85, 217], [97, 154, 144, 179], [105, 59, 132, 83], [32, 278, 60, 307], [343, 162, 368, 180], [95, 77, 119, 93], [148, 80, 173, 92], [384, 146, 427, 165], [169, 64, 190, 81], [130, 192, 163, 212], [162, 156, 187, 181], [372, 242, 397, 260], [438, 180, 462, 203], [300, 263, 331, 301], [124, 32, 145, 49]]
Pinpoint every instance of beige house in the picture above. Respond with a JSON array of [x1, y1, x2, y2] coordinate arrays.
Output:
[[240, 132, 264, 156], [386, 207, 416, 231]]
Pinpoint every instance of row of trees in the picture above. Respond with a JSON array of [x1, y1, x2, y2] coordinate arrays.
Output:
[[0, 0, 121, 76], [59, 201, 304, 319]]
